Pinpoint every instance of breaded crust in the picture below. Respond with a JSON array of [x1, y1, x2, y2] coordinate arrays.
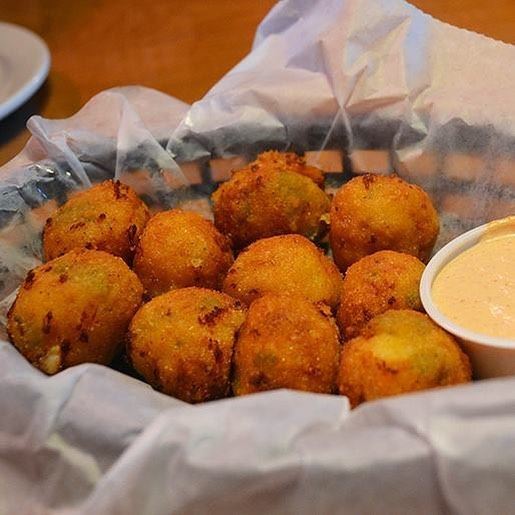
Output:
[[212, 153, 330, 249], [330, 174, 439, 271], [133, 209, 233, 297], [251, 150, 325, 187], [43, 180, 150, 263], [337, 250, 425, 339], [128, 287, 246, 403], [223, 234, 343, 310], [233, 294, 341, 395], [338, 310, 472, 407], [7, 249, 143, 374]]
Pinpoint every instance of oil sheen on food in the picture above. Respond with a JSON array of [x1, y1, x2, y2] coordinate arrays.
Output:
[[432, 217, 515, 340]]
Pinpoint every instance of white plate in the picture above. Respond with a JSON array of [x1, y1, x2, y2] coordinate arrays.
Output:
[[0, 22, 50, 120]]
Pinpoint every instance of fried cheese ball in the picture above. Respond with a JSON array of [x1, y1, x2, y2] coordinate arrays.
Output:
[[337, 251, 425, 340], [329, 174, 439, 271], [7, 249, 143, 375], [43, 180, 150, 263], [223, 234, 343, 310], [133, 209, 233, 297], [233, 294, 341, 395], [128, 287, 246, 403], [338, 310, 471, 407], [252, 150, 325, 187], [212, 152, 330, 249]]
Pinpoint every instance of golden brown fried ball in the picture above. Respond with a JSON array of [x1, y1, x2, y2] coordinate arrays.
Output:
[[338, 310, 471, 407], [337, 250, 425, 340], [43, 180, 150, 263], [128, 287, 246, 403], [233, 294, 341, 396], [132, 209, 233, 297], [212, 152, 330, 249], [252, 150, 325, 187], [329, 174, 439, 271], [223, 234, 343, 310], [7, 249, 143, 375]]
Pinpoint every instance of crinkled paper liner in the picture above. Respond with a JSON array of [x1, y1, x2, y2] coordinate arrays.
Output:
[[1, 0, 515, 513]]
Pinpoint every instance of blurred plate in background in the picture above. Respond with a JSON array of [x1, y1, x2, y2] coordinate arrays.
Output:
[[0, 22, 50, 120]]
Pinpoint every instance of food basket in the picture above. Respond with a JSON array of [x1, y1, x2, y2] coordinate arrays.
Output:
[[1, 0, 515, 513]]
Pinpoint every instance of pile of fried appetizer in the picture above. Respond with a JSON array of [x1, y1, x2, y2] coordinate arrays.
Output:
[[7, 151, 471, 407]]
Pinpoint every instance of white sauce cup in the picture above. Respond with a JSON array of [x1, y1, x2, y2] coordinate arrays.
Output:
[[420, 221, 515, 379]]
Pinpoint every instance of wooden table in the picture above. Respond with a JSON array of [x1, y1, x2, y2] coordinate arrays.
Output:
[[1, 0, 514, 165]]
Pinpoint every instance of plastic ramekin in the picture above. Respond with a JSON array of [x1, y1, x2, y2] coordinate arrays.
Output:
[[420, 220, 515, 379]]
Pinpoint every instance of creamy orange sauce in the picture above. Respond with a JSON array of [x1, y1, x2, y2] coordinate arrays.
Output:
[[432, 216, 515, 340]]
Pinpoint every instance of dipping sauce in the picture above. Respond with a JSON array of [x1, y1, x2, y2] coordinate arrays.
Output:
[[432, 216, 515, 340]]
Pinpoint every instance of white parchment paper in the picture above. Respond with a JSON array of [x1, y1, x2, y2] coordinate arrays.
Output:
[[1, 0, 515, 513]]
